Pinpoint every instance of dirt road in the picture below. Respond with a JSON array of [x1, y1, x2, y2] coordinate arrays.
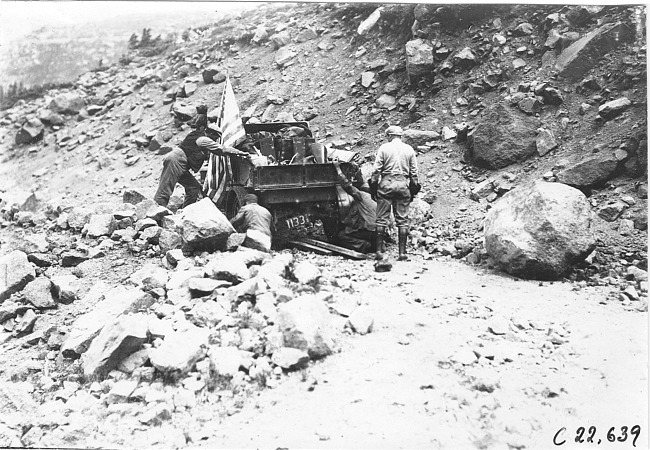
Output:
[[195, 255, 648, 450]]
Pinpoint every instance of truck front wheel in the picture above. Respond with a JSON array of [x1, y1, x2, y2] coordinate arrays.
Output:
[[226, 186, 249, 219]]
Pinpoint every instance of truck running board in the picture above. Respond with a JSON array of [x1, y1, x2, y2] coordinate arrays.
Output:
[[287, 238, 369, 260], [286, 240, 333, 255]]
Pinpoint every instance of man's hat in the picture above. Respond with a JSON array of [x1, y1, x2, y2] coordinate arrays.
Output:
[[196, 104, 208, 115], [243, 194, 258, 204], [385, 125, 403, 136], [206, 124, 222, 135]]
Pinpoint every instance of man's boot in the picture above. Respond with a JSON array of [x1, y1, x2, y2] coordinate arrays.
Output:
[[375, 226, 386, 260], [398, 227, 409, 261]]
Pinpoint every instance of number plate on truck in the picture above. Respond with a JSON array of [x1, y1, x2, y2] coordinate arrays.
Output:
[[284, 215, 313, 229]]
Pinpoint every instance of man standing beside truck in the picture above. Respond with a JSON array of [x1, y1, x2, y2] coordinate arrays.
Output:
[[369, 125, 420, 264]]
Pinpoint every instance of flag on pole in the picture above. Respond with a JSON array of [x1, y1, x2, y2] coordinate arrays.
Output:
[[204, 74, 246, 202]]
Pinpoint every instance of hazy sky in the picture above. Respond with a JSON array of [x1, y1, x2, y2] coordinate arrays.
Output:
[[0, 1, 255, 46]]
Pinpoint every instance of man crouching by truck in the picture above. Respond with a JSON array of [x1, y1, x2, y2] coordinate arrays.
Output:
[[154, 105, 250, 209], [230, 194, 274, 252], [331, 159, 378, 254]]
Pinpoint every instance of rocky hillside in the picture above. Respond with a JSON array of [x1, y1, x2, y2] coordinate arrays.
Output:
[[0, 3, 646, 267], [0, 3, 646, 447]]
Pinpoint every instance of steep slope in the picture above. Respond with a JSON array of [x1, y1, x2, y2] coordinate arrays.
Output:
[[0, 3, 646, 270]]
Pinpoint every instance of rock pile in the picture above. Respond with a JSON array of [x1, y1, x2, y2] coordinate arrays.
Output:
[[0, 187, 379, 447]]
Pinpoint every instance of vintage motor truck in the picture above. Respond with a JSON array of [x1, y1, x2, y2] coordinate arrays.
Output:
[[203, 120, 360, 239]]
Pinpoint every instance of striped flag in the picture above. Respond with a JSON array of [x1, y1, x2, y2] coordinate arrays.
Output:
[[204, 75, 246, 202]]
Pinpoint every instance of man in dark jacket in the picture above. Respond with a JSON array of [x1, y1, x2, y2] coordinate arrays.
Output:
[[153, 106, 250, 209]]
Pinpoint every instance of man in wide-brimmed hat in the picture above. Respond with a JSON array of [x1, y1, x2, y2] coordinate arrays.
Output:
[[153, 105, 250, 209]]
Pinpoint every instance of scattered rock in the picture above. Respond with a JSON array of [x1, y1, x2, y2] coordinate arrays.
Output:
[[86, 214, 117, 238], [123, 190, 147, 205], [0, 251, 36, 301], [597, 201, 627, 222], [149, 325, 210, 375], [60, 251, 90, 267], [488, 317, 510, 335], [243, 229, 271, 252], [49, 92, 86, 114], [23, 277, 56, 309], [405, 39, 434, 77], [15, 119, 44, 145], [277, 294, 338, 359], [82, 313, 148, 378], [292, 261, 321, 285], [50, 275, 81, 304], [556, 154, 620, 188], [209, 346, 246, 376], [205, 254, 249, 284], [451, 348, 478, 365], [61, 285, 154, 358], [348, 307, 374, 335], [556, 22, 635, 81], [271, 347, 310, 370], [598, 97, 632, 121], [402, 129, 440, 147]]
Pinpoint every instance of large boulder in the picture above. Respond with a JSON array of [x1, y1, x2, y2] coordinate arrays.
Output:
[[555, 153, 621, 188], [15, 119, 44, 145], [61, 285, 155, 358], [405, 39, 434, 77], [177, 198, 235, 251], [466, 103, 538, 169], [556, 22, 635, 81], [276, 294, 338, 359], [49, 92, 86, 114], [484, 181, 596, 280], [0, 251, 35, 301], [82, 313, 148, 378]]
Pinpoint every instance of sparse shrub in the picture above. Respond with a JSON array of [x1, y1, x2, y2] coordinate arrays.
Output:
[[119, 54, 132, 66]]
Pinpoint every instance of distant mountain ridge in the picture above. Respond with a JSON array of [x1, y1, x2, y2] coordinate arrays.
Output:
[[0, 7, 234, 90]]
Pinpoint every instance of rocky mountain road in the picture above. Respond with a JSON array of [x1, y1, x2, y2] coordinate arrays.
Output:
[[194, 255, 648, 449]]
